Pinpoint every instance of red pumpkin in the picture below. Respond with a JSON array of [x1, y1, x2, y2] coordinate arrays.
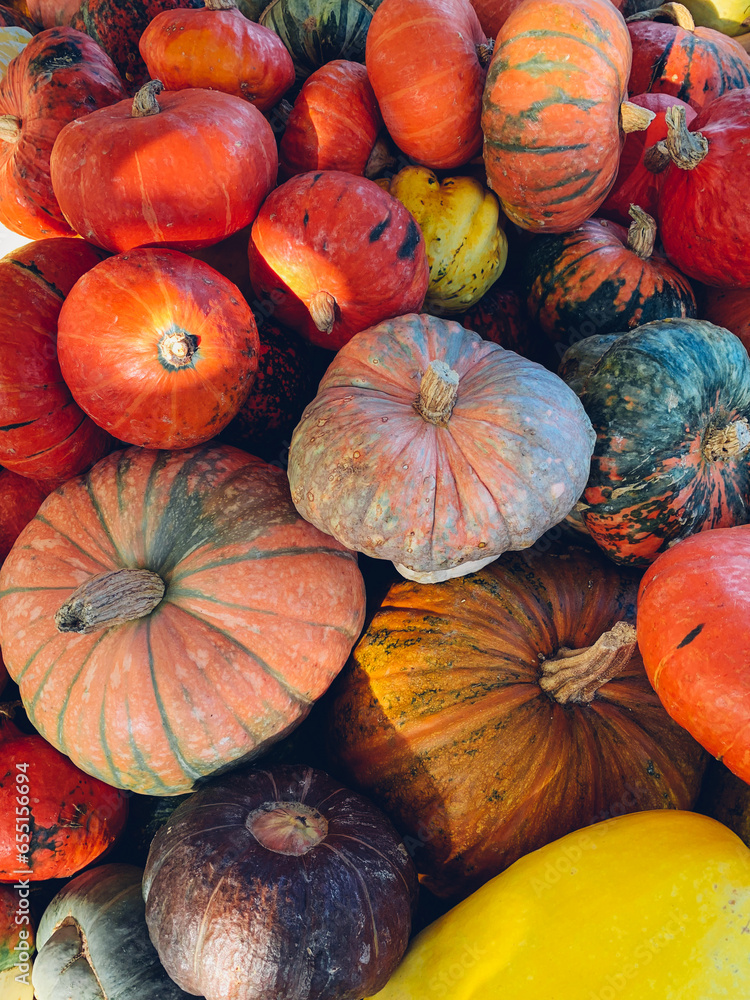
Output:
[[482, 0, 635, 232], [656, 94, 750, 287], [599, 92, 697, 225], [248, 171, 429, 350], [0, 5, 37, 30], [26, 0, 79, 27], [0, 238, 112, 482], [637, 525, 750, 784], [0, 710, 128, 881], [366, 0, 490, 169], [57, 249, 259, 450], [0, 26, 126, 240], [455, 281, 530, 355], [628, 3, 750, 111], [51, 79, 278, 253], [702, 286, 750, 354], [279, 59, 384, 180], [0, 445, 367, 795], [139, 0, 294, 112], [0, 469, 52, 563], [469, 0, 523, 36]]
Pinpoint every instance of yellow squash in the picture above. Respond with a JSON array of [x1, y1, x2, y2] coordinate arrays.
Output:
[[369, 810, 750, 999], [0, 965, 34, 1000], [680, 0, 750, 35], [384, 166, 508, 314]]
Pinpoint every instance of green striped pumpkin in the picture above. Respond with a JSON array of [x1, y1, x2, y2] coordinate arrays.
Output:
[[0, 445, 366, 795]]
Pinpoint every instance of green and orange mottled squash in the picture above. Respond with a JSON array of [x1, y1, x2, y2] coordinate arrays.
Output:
[[0, 444, 366, 795], [328, 543, 706, 898], [524, 207, 697, 348], [565, 318, 750, 566], [482, 0, 638, 232]]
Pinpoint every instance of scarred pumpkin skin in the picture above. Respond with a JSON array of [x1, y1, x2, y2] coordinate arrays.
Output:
[[599, 92, 697, 225], [139, 1, 295, 112], [0, 26, 126, 239], [0, 445, 367, 795], [0, 714, 128, 882], [366, 0, 489, 169], [482, 0, 632, 232], [51, 82, 278, 253], [328, 544, 707, 898], [524, 215, 697, 345], [702, 286, 750, 353], [637, 525, 750, 783], [57, 249, 259, 450], [0, 238, 112, 482], [279, 60, 383, 180], [248, 171, 429, 350], [568, 318, 750, 566]]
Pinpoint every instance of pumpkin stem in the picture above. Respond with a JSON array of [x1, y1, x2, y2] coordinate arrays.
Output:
[[704, 418, 750, 463], [0, 114, 21, 143], [476, 39, 495, 67], [0, 701, 22, 720], [414, 360, 460, 426], [642, 141, 672, 174], [247, 801, 328, 855], [660, 105, 709, 170], [132, 79, 164, 118], [626, 205, 657, 259], [626, 2, 695, 29], [308, 290, 337, 334], [539, 621, 637, 704], [205, 0, 236, 7], [364, 134, 398, 179], [159, 328, 198, 368], [619, 101, 656, 134], [55, 568, 166, 635]]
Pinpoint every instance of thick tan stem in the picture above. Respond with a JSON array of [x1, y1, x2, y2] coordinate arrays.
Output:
[[308, 290, 337, 334], [247, 802, 328, 855], [626, 2, 695, 28], [626, 205, 657, 259], [620, 101, 656, 134], [364, 135, 398, 179], [159, 329, 197, 367], [662, 105, 709, 169], [205, 0, 236, 7], [132, 79, 164, 118], [0, 115, 21, 142], [539, 622, 637, 703], [704, 419, 750, 462], [643, 141, 671, 174], [413, 360, 459, 426], [476, 39, 495, 67], [55, 568, 165, 635]]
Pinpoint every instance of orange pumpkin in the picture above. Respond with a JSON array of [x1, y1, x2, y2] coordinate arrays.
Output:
[[702, 286, 750, 354]]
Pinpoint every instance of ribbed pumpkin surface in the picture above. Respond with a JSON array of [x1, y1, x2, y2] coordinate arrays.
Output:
[[0, 445, 366, 795]]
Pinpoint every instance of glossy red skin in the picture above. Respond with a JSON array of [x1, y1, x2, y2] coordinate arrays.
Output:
[[248, 171, 429, 350], [657, 89, 750, 287], [637, 525, 750, 783], [0, 717, 128, 881], [628, 21, 750, 112], [51, 86, 278, 253], [0, 469, 53, 563], [140, 5, 294, 112], [0, 27, 126, 240], [599, 93, 696, 225], [0, 238, 113, 481], [702, 286, 750, 353], [279, 60, 383, 180], [366, 0, 488, 169]]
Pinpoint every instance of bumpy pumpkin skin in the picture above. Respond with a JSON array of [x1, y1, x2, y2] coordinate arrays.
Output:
[[51, 84, 278, 253], [524, 216, 697, 344], [0, 26, 126, 239], [329, 544, 706, 898], [569, 319, 750, 566], [279, 60, 383, 180], [638, 525, 750, 783], [0, 445, 366, 795], [248, 171, 429, 350], [482, 0, 631, 232], [288, 313, 596, 580], [366, 0, 489, 169], [0, 238, 112, 482]]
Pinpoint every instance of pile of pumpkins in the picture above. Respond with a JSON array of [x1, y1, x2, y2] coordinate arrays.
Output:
[[0, 0, 749, 996]]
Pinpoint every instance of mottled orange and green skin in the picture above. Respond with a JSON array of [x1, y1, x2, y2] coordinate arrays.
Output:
[[328, 544, 706, 898], [288, 313, 596, 578], [57, 248, 259, 450], [481, 0, 631, 232], [0, 445, 367, 795], [569, 319, 750, 566], [0, 884, 34, 971]]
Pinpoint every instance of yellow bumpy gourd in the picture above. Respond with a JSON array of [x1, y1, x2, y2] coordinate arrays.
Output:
[[385, 166, 508, 314], [368, 810, 750, 999]]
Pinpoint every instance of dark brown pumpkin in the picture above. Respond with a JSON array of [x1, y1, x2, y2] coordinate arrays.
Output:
[[328, 544, 707, 898]]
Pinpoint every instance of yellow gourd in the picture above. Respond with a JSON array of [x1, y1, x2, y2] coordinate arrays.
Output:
[[679, 0, 750, 35], [383, 166, 508, 314], [368, 810, 750, 999], [0, 27, 32, 81], [0, 965, 34, 1000]]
